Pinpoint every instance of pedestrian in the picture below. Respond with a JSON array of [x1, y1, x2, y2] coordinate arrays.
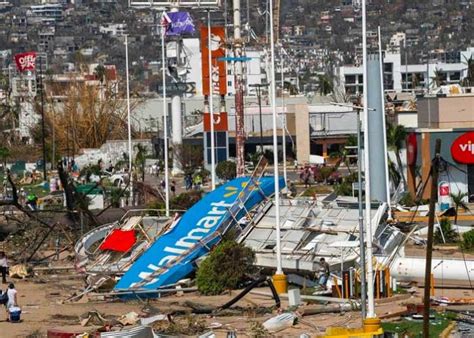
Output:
[[26, 193, 38, 211], [193, 174, 202, 190], [185, 174, 192, 190], [171, 180, 176, 196], [288, 182, 297, 197], [0, 252, 8, 284], [160, 179, 166, 191], [5, 283, 17, 321], [317, 257, 330, 290]]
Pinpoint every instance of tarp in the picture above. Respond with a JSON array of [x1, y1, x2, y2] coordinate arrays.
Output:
[[115, 176, 284, 292], [99, 229, 136, 252]]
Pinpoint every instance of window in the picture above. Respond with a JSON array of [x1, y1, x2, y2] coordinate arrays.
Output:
[[449, 72, 460, 81], [345, 75, 356, 84], [227, 81, 232, 86]]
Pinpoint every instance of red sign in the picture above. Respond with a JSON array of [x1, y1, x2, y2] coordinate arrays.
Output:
[[406, 133, 417, 166], [200, 26, 227, 96], [451, 132, 474, 164], [203, 112, 228, 132], [439, 184, 450, 196], [14, 52, 37, 72]]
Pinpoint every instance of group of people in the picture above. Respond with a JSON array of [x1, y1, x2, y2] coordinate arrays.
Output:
[[0, 252, 19, 322], [184, 173, 202, 191]]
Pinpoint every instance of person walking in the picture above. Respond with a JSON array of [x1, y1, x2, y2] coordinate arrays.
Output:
[[0, 252, 8, 284], [317, 257, 330, 290], [170, 180, 176, 196]]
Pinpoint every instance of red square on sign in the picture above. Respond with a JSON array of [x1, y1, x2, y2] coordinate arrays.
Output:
[[203, 112, 228, 132], [439, 186, 449, 196]]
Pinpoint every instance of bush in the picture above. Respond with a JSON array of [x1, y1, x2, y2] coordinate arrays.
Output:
[[462, 229, 474, 250], [147, 190, 202, 211], [334, 182, 352, 196], [196, 240, 255, 295], [215, 161, 237, 181], [434, 218, 459, 244], [320, 166, 334, 182], [399, 193, 416, 207]]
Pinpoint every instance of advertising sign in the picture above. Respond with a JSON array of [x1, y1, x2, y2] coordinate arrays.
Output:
[[115, 176, 284, 292], [14, 52, 37, 72], [200, 26, 227, 96], [162, 11, 195, 36], [203, 112, 228, 132], [451, 132, 474, 164]]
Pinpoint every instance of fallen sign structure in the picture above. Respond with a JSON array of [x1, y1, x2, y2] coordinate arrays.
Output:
[[114, 175, 284, 295]]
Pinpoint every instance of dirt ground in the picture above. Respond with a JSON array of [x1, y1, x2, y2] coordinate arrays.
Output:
[[1, 270, 471, 338]]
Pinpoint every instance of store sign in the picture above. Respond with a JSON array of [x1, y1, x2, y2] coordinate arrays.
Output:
[[203, 112, 228, 132], [451, 132, 474, 164], [200, 26, 227, 96], [439, 183, 450, 196]]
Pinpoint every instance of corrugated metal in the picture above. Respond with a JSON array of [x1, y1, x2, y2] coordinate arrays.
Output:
[[100, 325, 154, 338]]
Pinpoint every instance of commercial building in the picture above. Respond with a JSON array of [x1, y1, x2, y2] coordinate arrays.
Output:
[[338, 47, 473, 94], [406, 93, 474, 203]]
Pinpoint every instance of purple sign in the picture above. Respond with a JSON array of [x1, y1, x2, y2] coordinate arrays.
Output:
[[164, 12, 196, 36]]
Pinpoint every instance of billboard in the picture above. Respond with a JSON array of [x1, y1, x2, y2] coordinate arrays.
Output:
[[130, 0, 220, 8], [115, 176, 283, 291], [200, 26, 227, 96]]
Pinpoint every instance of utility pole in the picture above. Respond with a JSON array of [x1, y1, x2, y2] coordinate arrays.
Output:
[[423, 139, 441, 338], [38, 57, 47, 181], [249, 83, 268, 153], [233, 0, 245, 177]]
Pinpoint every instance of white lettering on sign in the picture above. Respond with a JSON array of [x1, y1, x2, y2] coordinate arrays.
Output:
[[130, 200, 232, 287], [459, 141, 474, 154]]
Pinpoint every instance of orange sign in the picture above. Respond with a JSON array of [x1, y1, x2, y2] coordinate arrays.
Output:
[[203, 112, 228, 132], [200, 26, 227, 96]]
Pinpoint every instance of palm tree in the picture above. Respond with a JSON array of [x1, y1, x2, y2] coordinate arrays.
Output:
[[317, 74, 334, 96], [94, 64, 106, 83], [450, 191, 469, 224], [329, 135, 357, 174], [387, 123, 407, 188], [430, 68, 445, 88], [134, 143, 148, 182], [461, 55, 474, 87]]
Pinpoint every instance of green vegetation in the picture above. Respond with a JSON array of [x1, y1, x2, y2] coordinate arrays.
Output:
[[301, 185, 333, 196], [462, 229, 474, 251], [148, 190, 202, 211], [334, 182, 352, 196], [381, 312, 456, 337], [434, 218, 459, 244], [215, 160, 237, 181], [449, 191, 469, 224], [196, 240, 255, 295]]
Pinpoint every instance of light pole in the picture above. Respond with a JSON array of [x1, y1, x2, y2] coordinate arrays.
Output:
[[125, 35, 134, 205], [207, 9, 216, 190], [330, 101, 375, 321], [249, 83, 269, 153], [161, 12, 170, 217], [269, 0, 286, 293]]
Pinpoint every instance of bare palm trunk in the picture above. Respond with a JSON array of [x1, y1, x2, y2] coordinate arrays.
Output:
[[454, 205, 459, 225], [395, 151, 407, 188]]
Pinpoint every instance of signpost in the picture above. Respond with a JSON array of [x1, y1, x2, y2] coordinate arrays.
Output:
[[157, 82, 195, 96]]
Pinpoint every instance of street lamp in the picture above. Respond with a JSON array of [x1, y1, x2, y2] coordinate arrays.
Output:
[[249, 83, 269, 153]]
